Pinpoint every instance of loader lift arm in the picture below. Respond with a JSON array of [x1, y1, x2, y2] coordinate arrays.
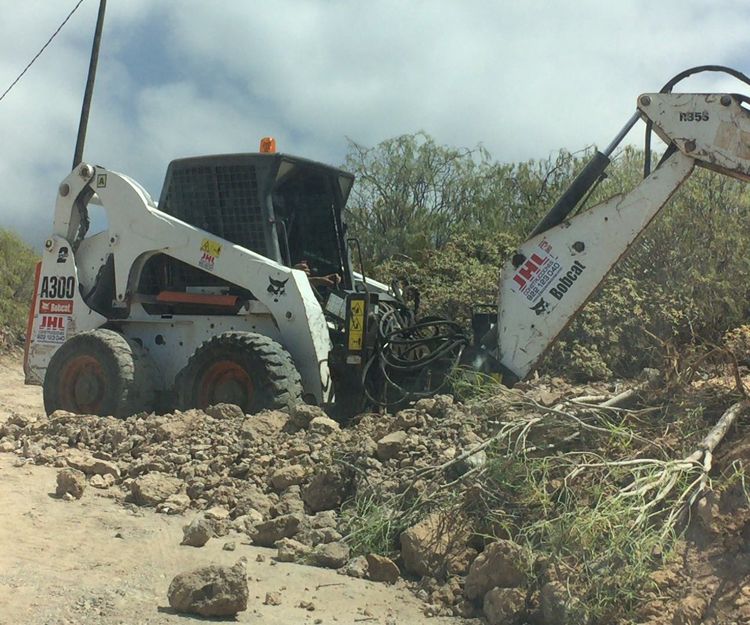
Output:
[[494, 66, 750, 381]]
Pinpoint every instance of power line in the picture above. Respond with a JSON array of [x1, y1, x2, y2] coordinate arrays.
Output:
[[0, 0, 87, 103]]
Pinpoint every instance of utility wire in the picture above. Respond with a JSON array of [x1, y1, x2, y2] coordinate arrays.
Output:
[[0, 0, 87, 103]]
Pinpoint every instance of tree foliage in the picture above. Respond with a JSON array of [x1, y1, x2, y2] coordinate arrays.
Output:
[[345, 133, 750, 380], [0, 228, 37, 346]]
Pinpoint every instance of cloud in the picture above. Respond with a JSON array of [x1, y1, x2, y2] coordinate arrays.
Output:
[[1, 0, 750, 248]]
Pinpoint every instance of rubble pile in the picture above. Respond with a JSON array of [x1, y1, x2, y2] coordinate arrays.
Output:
[[4, 372, 749, 624]]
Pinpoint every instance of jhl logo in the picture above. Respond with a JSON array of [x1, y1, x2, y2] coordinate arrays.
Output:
[[267, 277, 288, 302], [198, 252, 215, 271], [513, 253, 546, 289], [40, 316, 64, 330]]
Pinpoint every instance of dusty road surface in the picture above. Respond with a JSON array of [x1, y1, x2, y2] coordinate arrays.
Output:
[[0, 355, 459, 625]]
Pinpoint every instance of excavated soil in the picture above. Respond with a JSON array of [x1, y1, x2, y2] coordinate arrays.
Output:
[[0, 354, 459, 625], [5, 349, 750, 625]]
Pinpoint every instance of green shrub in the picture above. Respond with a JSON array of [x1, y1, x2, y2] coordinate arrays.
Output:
[[355, 136, 750, 380], [0, 228, 38, 346]]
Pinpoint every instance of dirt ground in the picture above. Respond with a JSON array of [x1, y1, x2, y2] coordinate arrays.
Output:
[[0, 354, 459, 625]]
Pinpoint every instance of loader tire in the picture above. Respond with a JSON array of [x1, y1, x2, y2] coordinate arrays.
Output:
[[176, 332, 302, 414], [43, 329, 158, 418]]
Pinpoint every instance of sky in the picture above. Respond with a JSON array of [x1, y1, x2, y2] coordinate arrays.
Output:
[[1, 0, 750, 249]]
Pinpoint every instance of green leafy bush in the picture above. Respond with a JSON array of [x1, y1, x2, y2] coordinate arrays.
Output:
[[349, 134, 750, 380], [0, 228, 38, 347]]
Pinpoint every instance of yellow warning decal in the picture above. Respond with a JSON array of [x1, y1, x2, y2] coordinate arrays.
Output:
[[348, 299, 365, 351], [200, 238, 222, 257], [96, 174, 107, 188]]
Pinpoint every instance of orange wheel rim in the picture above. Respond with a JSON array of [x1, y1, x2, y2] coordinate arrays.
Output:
[[197, 360, 254, 408], [59, 354, 107, 413]]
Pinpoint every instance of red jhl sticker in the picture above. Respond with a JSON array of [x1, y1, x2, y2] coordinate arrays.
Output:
[[39, 299, 73, 315]]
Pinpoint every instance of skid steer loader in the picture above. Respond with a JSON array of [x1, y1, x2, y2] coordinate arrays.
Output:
[[24, 65, 750, 418]]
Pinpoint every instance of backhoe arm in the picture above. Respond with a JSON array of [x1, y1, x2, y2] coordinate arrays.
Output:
[[496, 91, 750, 379]]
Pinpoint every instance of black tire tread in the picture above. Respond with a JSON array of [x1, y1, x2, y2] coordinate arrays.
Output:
[[176, 331, 302, 413], [43, 328, 158, 418]]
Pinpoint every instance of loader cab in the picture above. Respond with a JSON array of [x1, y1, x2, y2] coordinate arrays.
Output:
[[138, 152, 355, 313]]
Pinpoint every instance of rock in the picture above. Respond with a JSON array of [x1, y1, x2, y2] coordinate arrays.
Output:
[[205, 403, 244, 420], [0, 440, 16, 452], [271, 486, 305, 516], [230, 510, 264, 534], [241, 410, 288, 439], [302, 469, 350, 512], [251, 513, 303, 547], [167, 558, 248, 617], [63, 449, 120, 478], [344, 555, 368, 578], [157, 493, 191, 515], [465, 540, 527, 599], [276, 537, 312, 562], [301, 526, 343, 546], [376, 431, 408, 461], [290, 404, 328, 430], [130, 472, 183, 506], [449, 448, 487, 479], [366, 554, 399, 583], [298, 600, 316, 611], [311, 510, 339, 529], [672, 594, 708, 625], [540, 581, 588, 625], [400, 511, 471, 578], [56, 468, 85, 499], [394, 409, 423, 430], [181, 516, 214, 547], [309, 542, 350, 569], [89, 473, 116, 489], [264, 591, 282, 606], [484, 587, 526, 625], [271, 465, 307, 491], [204, 506, 230, 522], [235, 485, 275, 519], [308, 416, 340, 436], [223, 541, 236, 551]]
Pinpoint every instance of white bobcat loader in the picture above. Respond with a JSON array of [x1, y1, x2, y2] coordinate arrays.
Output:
[[24, 65, 750, 418]]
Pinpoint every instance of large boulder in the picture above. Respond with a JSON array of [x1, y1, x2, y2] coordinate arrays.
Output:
[[484, 587, 526, 625], [464, 540, 527, 599], [63, 449, 120, 478], [56, 468, 86, 499], [270, 465, 307, 491], [309, 542, 350, 569], [366, 554, 400, 584], [376, 431, 407, 461], [167, 558, 248, 617], [540, 581, 588, 625], [302, 468, 350, 512], [205, 403, 244, 420], [181, 515, 214, 547], [251, 513, 304, 547], [275, 538, 312, 562], [130, 472, 183, 506], [400, 511, 471, 577], [308, 416, 340, 436], [241, 410, 289, 440], [289, 404, 328, 430]]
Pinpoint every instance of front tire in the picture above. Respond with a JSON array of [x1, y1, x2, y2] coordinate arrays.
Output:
[[176, 332, 302, 414], [43, 329, 157, 417]]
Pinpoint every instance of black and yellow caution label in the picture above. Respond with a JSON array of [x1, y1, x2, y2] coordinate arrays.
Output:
[[96, 174, 107, 188], [347, 298, 365, 351], [200, 238, 222, 257]]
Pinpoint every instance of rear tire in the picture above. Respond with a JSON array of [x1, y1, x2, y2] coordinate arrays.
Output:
[[176, 331, 302, 414], [43, 329, 158, 417]]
